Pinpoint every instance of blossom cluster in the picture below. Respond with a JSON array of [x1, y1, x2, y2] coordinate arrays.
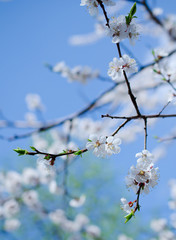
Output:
[[0, 164, 99, 236], [63, 118, 110, 140], [125, 150, 159, 194], [52, 61, 99, 83], [106, 15, 141, 45], [108, 54, 138, 81], [86, 134, 121, 157], [49, 210, 101, 238], [80, 0, 115, 16]]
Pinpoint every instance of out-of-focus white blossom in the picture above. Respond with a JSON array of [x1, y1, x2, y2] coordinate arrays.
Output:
[[117, 234, 133, 240], [85, 225, 101, 238], [22, 190, 41, 209], [4, 219, 21, 232], [69, 195, 86, 208], [53, 61, 99, 83], [152, 7, 163, 16], [168, 92, 176, 105], [49, 209, 66, 224], [22, 168, 39, 186], [158, 230, 176, 240], [37, 157, 55, 175], [3, 199, 20, 218], [150, 218, 167, 232], [25, 94, 44, 111], [170, 213, 176, 228], [25, 112, 38, 126], [164, 14, 176, 40], [5, 171, 22, 195], [75, 214, 89, 226], [48, 180, 64, 195], [108, 55, 138, 81]]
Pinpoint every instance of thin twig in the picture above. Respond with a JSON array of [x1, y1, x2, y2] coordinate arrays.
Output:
[[112, 119, 131, 136], [143, 117, 147, 150], [102, 113, 176, 120], [158, 101, 171, 115]]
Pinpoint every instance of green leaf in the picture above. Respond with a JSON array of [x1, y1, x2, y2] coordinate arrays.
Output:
[[153, 135, 159, 139], [30, 146, 36, 151], [124, 211, 134, 223], [44, 154, 51, 160], [151, 49, 155, 57], [126, 2, 137, 25], [74, 150, 83, 157], [125, 16, 131, 25], [14, 147, 28, 156], [87, 139, 92, 142], [130, 2, 136, 17], [153, 69, 159, 73]]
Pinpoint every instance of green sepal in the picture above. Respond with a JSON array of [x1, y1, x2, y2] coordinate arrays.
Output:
[[14, 147, 28, 156], [124, 211, 134, 223]]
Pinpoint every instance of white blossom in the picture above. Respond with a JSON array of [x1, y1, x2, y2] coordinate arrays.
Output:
[[105, 136, 121, 155], [86, 134, 106, 157], [120, 198, 132, 214], [126, 150, 159, 194], [108, 55, 138, 81], [153, 48, 168, 59], [107, 16, 140, 44]]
